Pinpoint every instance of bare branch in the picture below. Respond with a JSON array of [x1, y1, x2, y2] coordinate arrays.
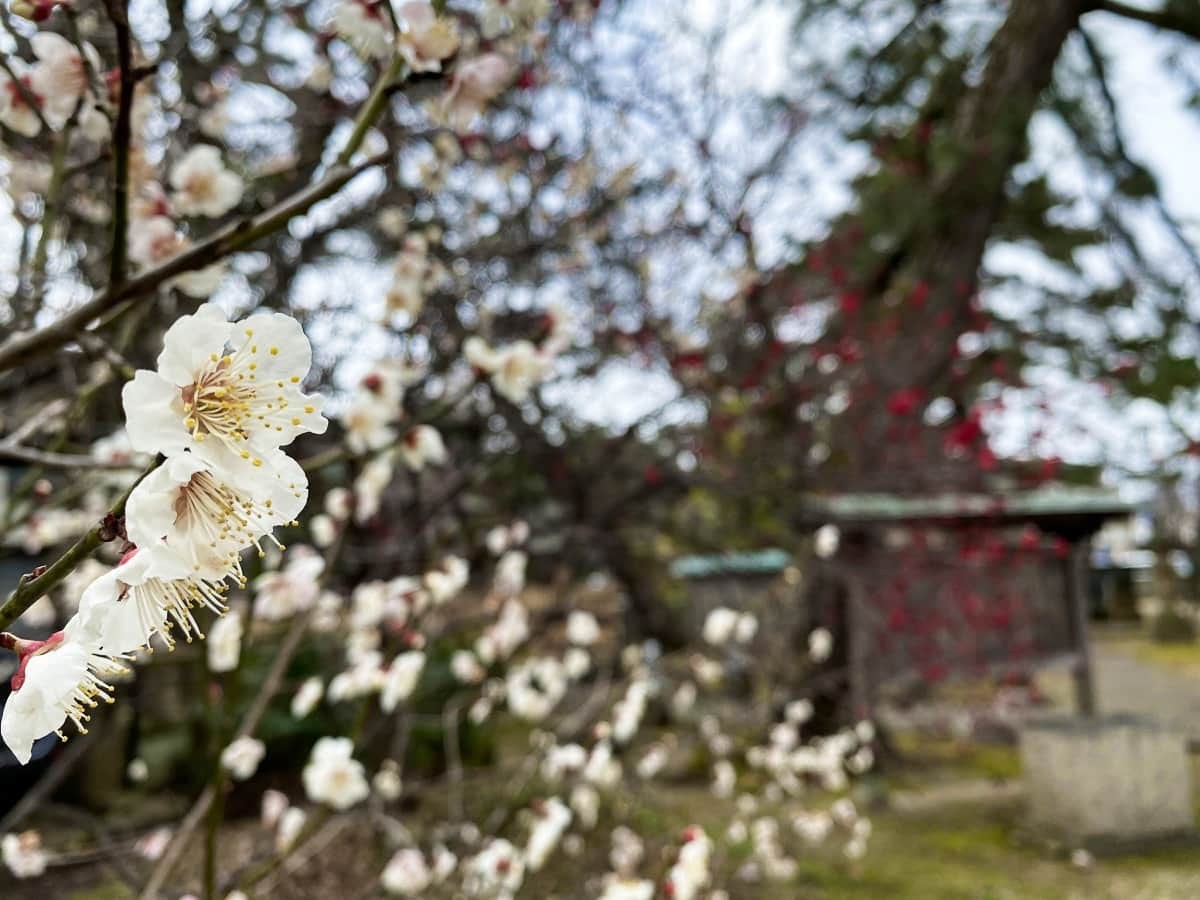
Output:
[[0, 152, 387, 375], [1092, 0, 1200, 41]]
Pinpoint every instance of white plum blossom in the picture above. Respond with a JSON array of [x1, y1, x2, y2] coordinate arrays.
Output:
[[382, 847, 432, 896], [207, 611, 243, 672], [467, 338, 552, 404], [570, 783, 600, 829], [170, 146, 244, 218], [385, 235, 432, 320], [2, 830, 47, 879], [29, 33, 99, 129], [665, 828, 712, 900], [373, 759, 403, 800], [328, 652, 387, 702], [399, 425, 447, 471], [380, 651, 426, 713], [333, 0, 393, 59], [440, 53, 513, 132], [703, 607, 757, 646], [253, 552, 325, 621], [424, 555, 469, 604], [814, 524, 840, 559], [809, 627, 833, 663], [505, 657, 567, 722], [451, 650, 485, 684], [291, 676, 324, 718], [261, 789, 289, 828], [74, 547, 228, 653], [462, 839, 524, 898], [566, 611, 599, 646], [122, 303, 327, 471], [220, 736, 266, 780], [353, 454, 395, 523], [0, 623, 127, 764], [0, 63, 43, 137], [125, 450, 306, 582], [598, 878, 654, 900], [524, 797, 571, 871], [397, 1, 460, 73], [127, 217, 225, 296], [302, 736, 370, 810], [492, 550, 527, 599], [276, 807, 307, 853]]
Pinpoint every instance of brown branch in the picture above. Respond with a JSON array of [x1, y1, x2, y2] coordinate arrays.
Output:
[[103, 0, 135, 286], [0, 152, 387, 375], [0, 459, 156, 632], [0, 444, 143, 470], [1092, 1, 1200, 40], [138, 531, 346, 900]]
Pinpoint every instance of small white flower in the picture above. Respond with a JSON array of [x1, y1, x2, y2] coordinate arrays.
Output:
[[396, 2, 460, 73], [127, 217, 225, 296], [302, 736, 369, 810], [462, 839, 524, 897], [221, 736, 266, 780], [2, 830, 47, 878], [353, 454, 395, 523], [566, 611, 599, 646], [126, 450, 306, 582], [703, 607, 739, 646], [809, 627, 833, 663], [261, 789, 289, 828], [382, 847, 432, 895], [492, 550, 526, 598], [399, 425, 447, 471], [170, 146, 243, 218], [29, 33, 99, 129], [127, 757, 150, 783], [275, 807, 307, 853], [814, 524, 840, 559], [598, 877, 654, 900], [291, 677, 324, 719], [665, 828, 711, 900], [333, 0, 393, 59], [122, 303, 327, 470], [450, 650, 485, 684], [0, 63, 43, 137], [506, 657, 567, 722], [1, 624, 127, 765], [525, 797, 571, 871], [74, 547, 228, 652], [254, 552, 325, 621], [491, 341, 551, 403], [440, 53, 513, 132], [423, 555, 469, 604], [373, 759, 403, 800], [207, 612, 243, 673], [380, 651, 426, 713]]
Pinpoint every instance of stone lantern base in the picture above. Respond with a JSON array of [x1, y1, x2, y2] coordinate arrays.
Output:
[[1020, 715, 1195, 850]]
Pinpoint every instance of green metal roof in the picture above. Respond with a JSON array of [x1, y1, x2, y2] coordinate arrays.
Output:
[[806, 487, 1135, 524], [669, 549, 792, 579]]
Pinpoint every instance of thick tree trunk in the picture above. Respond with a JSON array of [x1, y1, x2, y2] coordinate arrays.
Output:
[[895, 0, 1093, 388]]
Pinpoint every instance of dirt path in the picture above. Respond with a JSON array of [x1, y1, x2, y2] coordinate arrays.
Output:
[[1087, 628, 1200, 741]]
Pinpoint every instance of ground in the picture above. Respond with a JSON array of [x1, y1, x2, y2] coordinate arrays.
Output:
[[12, 623, 1200, 899]]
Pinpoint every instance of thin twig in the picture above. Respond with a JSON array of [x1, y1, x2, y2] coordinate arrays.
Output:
[[0, 459, 156, 632], [102, 0, 135, 287], [0, 152, 388, 374]]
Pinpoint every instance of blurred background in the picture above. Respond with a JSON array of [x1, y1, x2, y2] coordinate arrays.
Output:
[[3, 0, 1200, 897]]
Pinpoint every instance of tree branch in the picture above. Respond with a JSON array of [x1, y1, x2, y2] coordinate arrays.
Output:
[[0, 152, 387, 375], [0, 460, 155, 632], [1093, 0, 1200, 41], [103, 0, 135, 287]]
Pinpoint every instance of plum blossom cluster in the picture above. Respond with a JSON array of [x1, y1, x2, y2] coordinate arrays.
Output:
[[1, 304, 325, 764]]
